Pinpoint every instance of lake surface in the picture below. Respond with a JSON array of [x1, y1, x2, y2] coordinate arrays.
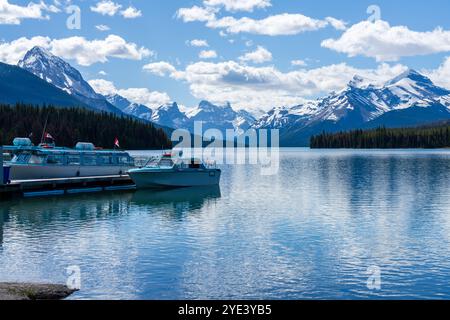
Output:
[[2, 148, 450, 300]]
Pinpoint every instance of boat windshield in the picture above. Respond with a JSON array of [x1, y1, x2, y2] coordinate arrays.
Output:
[[11, 153, 31, 164], [158, 157, 174, 168], [28, 154, 46, 164], [11, 152, 46, 164], [177, 159, 207, 169]]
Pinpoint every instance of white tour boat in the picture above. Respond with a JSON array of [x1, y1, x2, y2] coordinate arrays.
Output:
[[3, 138, 135, 181]]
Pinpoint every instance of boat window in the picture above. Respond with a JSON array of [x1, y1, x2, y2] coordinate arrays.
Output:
[[11, 153, 31, 164], [146, 157, 160, 167], [67, 155, 81, 165], [47, 155, 65, 165], [118, 156, 131, 165], [159, 158, 174, 167], [29, 154, 46, 164], [99, 156, 113, 165], [83, 156, 96, 166]]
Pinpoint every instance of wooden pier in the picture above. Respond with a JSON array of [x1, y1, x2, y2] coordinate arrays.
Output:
[[1, 175, 136, 199]]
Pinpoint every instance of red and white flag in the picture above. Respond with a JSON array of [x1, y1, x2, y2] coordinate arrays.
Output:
[[45, 133, 54, 140], [114, 138, 120, 148]]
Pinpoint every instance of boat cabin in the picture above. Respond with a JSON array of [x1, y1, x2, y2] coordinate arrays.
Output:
[[6, 138, 134, 167], [146, 154, 211, 170]]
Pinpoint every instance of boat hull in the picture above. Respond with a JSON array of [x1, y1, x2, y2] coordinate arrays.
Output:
[[129, 169, 221, 189], [9, 164, 132, 181]]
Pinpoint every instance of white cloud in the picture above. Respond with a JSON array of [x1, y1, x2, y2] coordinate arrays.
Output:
[[176, 8, 346, 36], [207, 14, 328, 36], [0, 35, 152, 66], [176, 5, 217, 22], [325, 17, 347, 31], [98, 70, 108, 76], [120, 6, 142, 19], [203, 0, 271, 12], [52, 35, 152, 66], [188, 39, 209, 47], [216, 14, 345, 36], [88, 79, 117, 95], [0, 0, 59, 25], [90, 0, 121, 16], [291, 59, 307, 67], [0, 36, 51, 64], [95, 24, 110, 31], [90, 1, 141, 19], [239, 46, 272, 64], [428, 56, 450, 89], [143, 61, 177, 77], [151, 59, 408, 111], [118, 88, 171, 107], [199, 50, 218, 59], [88, 79, 171, 107], [322, 20, 450, 62]]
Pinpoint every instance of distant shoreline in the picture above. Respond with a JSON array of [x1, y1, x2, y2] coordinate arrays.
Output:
[[310, 125, 450, 149]]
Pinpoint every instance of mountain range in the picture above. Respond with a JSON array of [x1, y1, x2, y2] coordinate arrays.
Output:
[[1, 46, 450, 147], [258, 70, 450, 146]]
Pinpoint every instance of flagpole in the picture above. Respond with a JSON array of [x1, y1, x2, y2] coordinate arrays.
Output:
[[40, 112, 50, 145]]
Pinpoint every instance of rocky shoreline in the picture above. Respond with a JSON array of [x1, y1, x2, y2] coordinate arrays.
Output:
[[0, 283, 78, 300]]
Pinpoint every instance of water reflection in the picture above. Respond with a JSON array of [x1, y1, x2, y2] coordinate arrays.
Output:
[[132, 186, 221, 206], [0, 192, 135, 245], [131, 186, 221, 220], [0, 187, 222, 247], [2, 150, 450, 299]]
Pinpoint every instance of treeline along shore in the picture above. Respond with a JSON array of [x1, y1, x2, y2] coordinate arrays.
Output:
[[310, 123, 450, 149], [0, 104, 172, 150]]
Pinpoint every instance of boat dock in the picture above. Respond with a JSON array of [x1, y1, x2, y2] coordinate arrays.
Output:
[[1, 175, 136, 199], [1, 146, 136, 199]]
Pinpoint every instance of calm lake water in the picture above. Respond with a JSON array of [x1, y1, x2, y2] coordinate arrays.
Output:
[[2, 148, 450, 300]]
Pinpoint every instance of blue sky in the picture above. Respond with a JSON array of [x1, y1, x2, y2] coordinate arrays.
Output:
[[1, 0, 450, 113]]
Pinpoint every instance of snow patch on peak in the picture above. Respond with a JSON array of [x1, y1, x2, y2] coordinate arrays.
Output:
[[386, 69, 433, 87], [18, 46, 100, 101]]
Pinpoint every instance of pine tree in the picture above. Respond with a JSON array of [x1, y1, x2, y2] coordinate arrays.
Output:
[[0, 104, 172, 150]]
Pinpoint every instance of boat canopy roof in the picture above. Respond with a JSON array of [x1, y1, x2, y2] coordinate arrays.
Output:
[[4, 138, 130, 156], [13, 138, 33, 147], [75, 142, 96, 151]]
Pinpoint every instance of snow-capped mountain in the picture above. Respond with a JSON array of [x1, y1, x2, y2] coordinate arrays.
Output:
[[252, 101, 319, 130], [255, 69, 450, 146], [105, 93, 131, 111], [131, 100, 256, 135], [105, 94, 153, 121], [124, 103, 153, 121], [151, 102, 189, 129], [186, 100, 256, 134], [233, 109, 257, 133], [310, 69, 450, 125], [18, 46, 121, 115], [0, 61, 93, 110]]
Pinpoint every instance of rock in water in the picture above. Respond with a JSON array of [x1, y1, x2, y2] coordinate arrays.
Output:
[[0, 283, 78, 300]]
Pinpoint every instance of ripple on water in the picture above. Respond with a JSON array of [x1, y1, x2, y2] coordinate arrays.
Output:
[[2, 149, 450, 299]]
